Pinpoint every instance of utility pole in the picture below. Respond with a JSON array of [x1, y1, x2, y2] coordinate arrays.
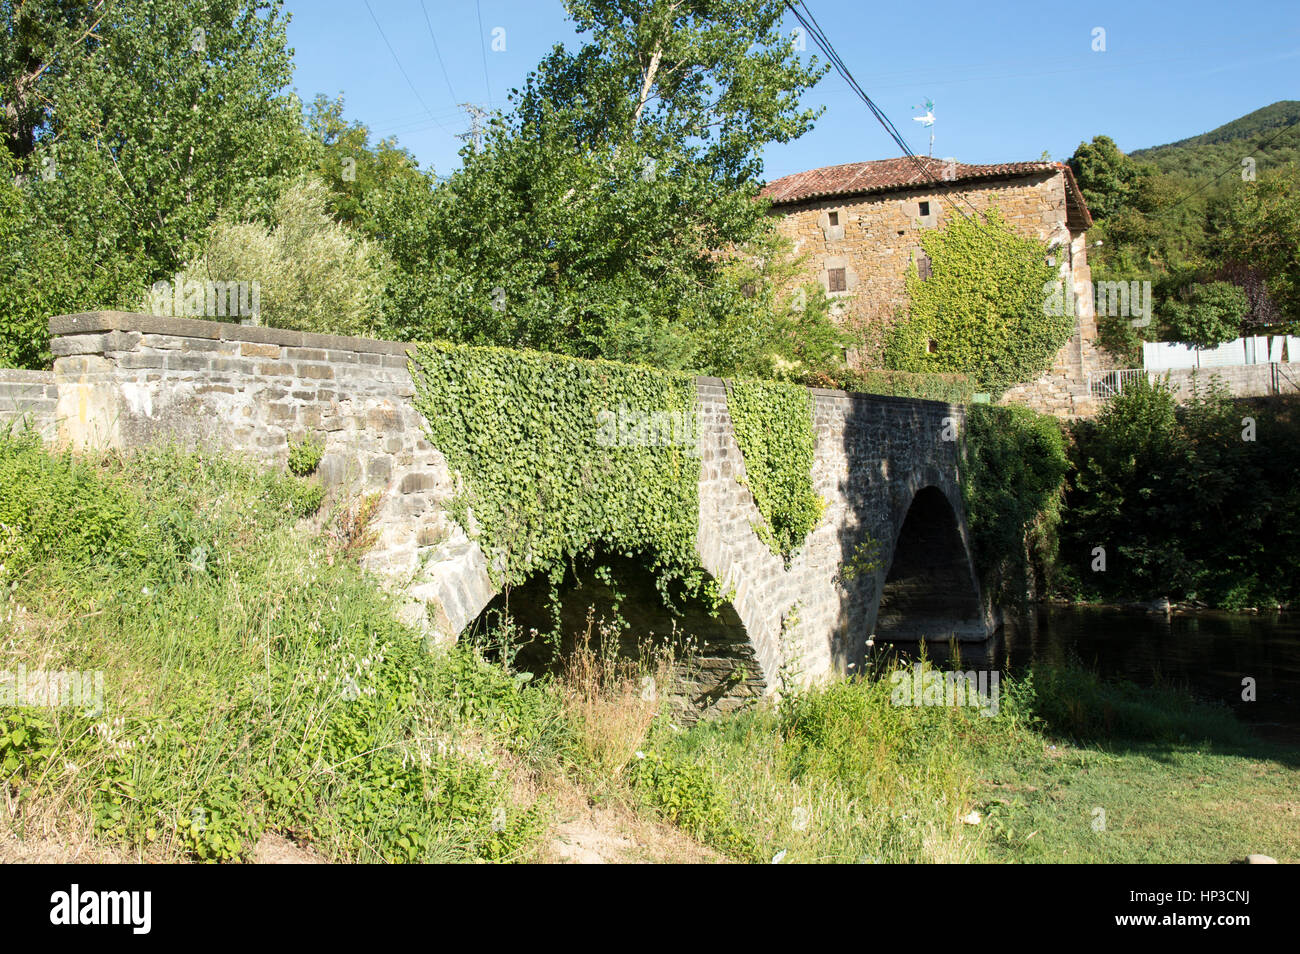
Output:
[[457, 103, 488, 152]]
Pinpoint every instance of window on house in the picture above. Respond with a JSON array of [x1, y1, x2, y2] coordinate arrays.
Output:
[[828, 267, 847, 292], [916, 252, 932, 280], [918, 201, 931, 217], [828, 211, 839, 227], [927, 339, 939, 355]]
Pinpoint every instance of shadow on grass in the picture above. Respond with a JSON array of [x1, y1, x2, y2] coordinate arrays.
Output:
[[1011, 662, 1300, 769]]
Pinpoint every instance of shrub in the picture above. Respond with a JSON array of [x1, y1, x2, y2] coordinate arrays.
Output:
[[287, 433, 325, 476], [164, 177, 387, 338], [799, 366, 974, 404], [0, 431, 147, 576], [1060, 381, 1300, 607], [1164, 280, 1249, 348], [1010, 664, 1248, 745]]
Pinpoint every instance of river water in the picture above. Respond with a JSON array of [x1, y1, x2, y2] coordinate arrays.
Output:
[[884, 605, 1300, 743]]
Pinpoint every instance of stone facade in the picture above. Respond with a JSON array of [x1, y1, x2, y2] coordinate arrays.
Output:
[[764, 159, 1110, 417], [31, 311, 988, 698]]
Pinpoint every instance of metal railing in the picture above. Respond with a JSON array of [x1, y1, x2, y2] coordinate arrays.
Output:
[[1087, 368, 1148, 400]]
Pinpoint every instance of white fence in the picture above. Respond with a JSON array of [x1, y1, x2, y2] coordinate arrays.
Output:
[[1143, 335, 1300, 371], [1087, 368, 1149, 400]]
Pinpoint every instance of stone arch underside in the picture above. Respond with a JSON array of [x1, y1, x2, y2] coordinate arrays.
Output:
[[461, 554, 766, 718], [874, 485, 985, 642]]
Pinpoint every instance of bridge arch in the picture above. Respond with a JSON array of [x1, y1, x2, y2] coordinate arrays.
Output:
[[874, 485, 985, 643]]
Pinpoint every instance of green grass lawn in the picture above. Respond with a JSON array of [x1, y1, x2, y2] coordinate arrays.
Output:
[[975, 738, 1300, 863]]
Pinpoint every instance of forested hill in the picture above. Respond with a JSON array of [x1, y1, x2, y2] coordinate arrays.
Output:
[[1130, 101, 1300, 176]]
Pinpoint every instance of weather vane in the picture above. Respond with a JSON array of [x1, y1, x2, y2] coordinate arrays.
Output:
[[912, 98, 935, 156]]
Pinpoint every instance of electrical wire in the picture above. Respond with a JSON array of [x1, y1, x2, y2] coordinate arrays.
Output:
[[363, 0, 457, 139], [784, 1, 984, 218]]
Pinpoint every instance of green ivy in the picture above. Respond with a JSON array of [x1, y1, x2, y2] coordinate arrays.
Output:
[[725, 378, 823, 561], [885, 210, 1068, 394], [410, 341, 706, 598]]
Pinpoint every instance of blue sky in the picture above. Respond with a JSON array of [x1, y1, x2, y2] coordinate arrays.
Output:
[[286, 0, 1300, 181]]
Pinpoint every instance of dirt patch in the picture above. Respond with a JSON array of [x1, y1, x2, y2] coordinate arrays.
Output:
[[0, 828, 132, 864], [542, 789, 726, 864], [252, 831, 325, 864]]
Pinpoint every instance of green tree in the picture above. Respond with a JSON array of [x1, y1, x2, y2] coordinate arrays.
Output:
[[695, 231, 845, 379], [0, 150, 146, 368], [963, 403, 1067, 606], [172, 176, 387, 337], [303, 94, 429, 233], [0, 0, 305, 366], [520, 0, 826, 185], [28, 0, 304, 271], [387, 0, 828, 371], [1214, 164, 1300, 326], [1164, 280, 1249, 348], [884, 211, 1066, 393], [1069, 135, 1140, 221], [0, 0, 100, 162], [1061, 378, 1299, 608]]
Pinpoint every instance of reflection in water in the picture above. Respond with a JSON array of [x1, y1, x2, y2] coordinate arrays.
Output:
[[877, 605, 1300, 741]]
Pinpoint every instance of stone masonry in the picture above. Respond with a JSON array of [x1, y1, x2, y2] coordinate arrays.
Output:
[[30, 311, 989, 694], [0, 368, 58, 440]]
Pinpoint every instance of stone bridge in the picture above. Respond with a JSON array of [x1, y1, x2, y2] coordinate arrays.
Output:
[[9, 312, 989, 697]]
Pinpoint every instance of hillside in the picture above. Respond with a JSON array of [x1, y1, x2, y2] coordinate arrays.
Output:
[[1130, 100, 1300, 177]]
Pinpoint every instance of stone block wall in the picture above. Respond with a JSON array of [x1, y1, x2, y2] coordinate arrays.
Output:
[[697, 380, 988, 688], [48, 311, 482, 636], [0, 368, 58, 440], [1152, 363, 1300, 402]]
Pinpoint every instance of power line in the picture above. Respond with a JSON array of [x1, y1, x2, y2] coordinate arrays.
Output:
[[783, 1, 983, 218], [476, 0, 493, 106], [363, 0, 456, 139], [1128, 118, 1300, 222], [420, 0, 459, 105]]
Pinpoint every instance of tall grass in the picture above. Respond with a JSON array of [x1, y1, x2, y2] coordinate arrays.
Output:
[[0, 434, 564, 862]]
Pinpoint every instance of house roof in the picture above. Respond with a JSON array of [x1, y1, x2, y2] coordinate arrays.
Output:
[[761, 156, 1093, 230]]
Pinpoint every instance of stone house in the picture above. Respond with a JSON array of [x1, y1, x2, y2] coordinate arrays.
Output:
[[760, 156, 1110, 416]]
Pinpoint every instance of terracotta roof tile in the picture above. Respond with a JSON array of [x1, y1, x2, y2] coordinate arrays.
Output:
[[761, 156, 1092, 230]]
